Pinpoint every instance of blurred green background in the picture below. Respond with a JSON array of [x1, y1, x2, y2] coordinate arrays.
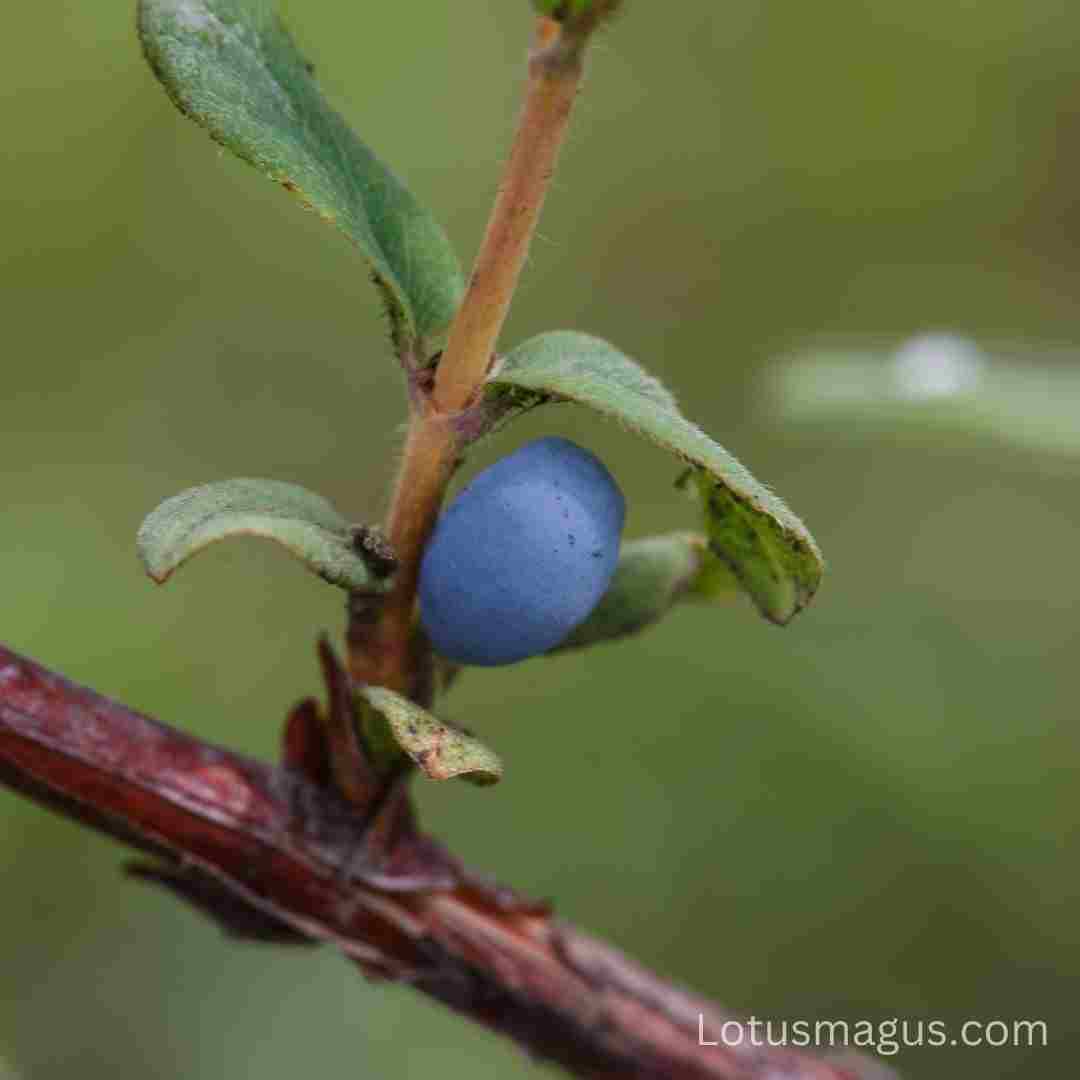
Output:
[[3, 1, 1078, 1076]]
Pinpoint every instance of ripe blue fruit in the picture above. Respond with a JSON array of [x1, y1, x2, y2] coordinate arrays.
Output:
[[419, 436, 626, 666]]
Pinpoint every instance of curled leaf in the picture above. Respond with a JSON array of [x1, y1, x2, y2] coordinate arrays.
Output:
[[552, 532, 736, 652], [486, 331, 824, 624], [356, 686, 502, 786], [137, 478, 392, 591], [137, 0, 464, 354]]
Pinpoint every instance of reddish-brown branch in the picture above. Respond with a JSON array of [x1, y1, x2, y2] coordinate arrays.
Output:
[[0, 643, 890, 1080]]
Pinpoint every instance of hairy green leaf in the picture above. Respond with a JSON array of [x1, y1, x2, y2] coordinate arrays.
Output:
[[137, 478, 391, 591], [356, 686, 502, 786], [487, 331, 823, 624], [552, 532, 736, 652], [137, 0, 464, 353]]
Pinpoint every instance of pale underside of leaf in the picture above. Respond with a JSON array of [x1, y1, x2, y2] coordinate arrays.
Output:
[[552, 532, 737, 652], [137, 477, 387, 591], [137, 0, 464, 353], [487, 331, 824, 624], [356, 686, 502, 786]]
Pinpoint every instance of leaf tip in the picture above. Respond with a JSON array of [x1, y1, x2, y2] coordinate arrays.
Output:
[[358, 686, 503, 787]]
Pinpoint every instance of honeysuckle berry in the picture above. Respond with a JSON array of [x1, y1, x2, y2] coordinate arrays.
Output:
[[419, 437, 625, 665]]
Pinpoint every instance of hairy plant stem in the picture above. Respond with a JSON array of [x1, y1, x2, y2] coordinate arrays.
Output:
[[349, 17, 588, 697], [353, 411, 457, 694], [432, 18, 584, 414]]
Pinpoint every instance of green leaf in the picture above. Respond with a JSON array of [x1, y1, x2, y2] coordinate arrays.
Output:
[[552, 532, 737, 652], [532, 1, 624, 26], [137, 0, 464, 354], [137, 477, 392, 591], [769, 335, 1080, 461], [355, 686, 502, 786], [486, 331, 824, 624]]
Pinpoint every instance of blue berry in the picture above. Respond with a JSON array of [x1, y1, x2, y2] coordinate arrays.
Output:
[[419, 437, 625, 666]]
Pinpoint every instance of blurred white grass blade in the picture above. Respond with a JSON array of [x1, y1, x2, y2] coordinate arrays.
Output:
[[892, 333, 985, 399], [768, 333, 1080, 458]]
